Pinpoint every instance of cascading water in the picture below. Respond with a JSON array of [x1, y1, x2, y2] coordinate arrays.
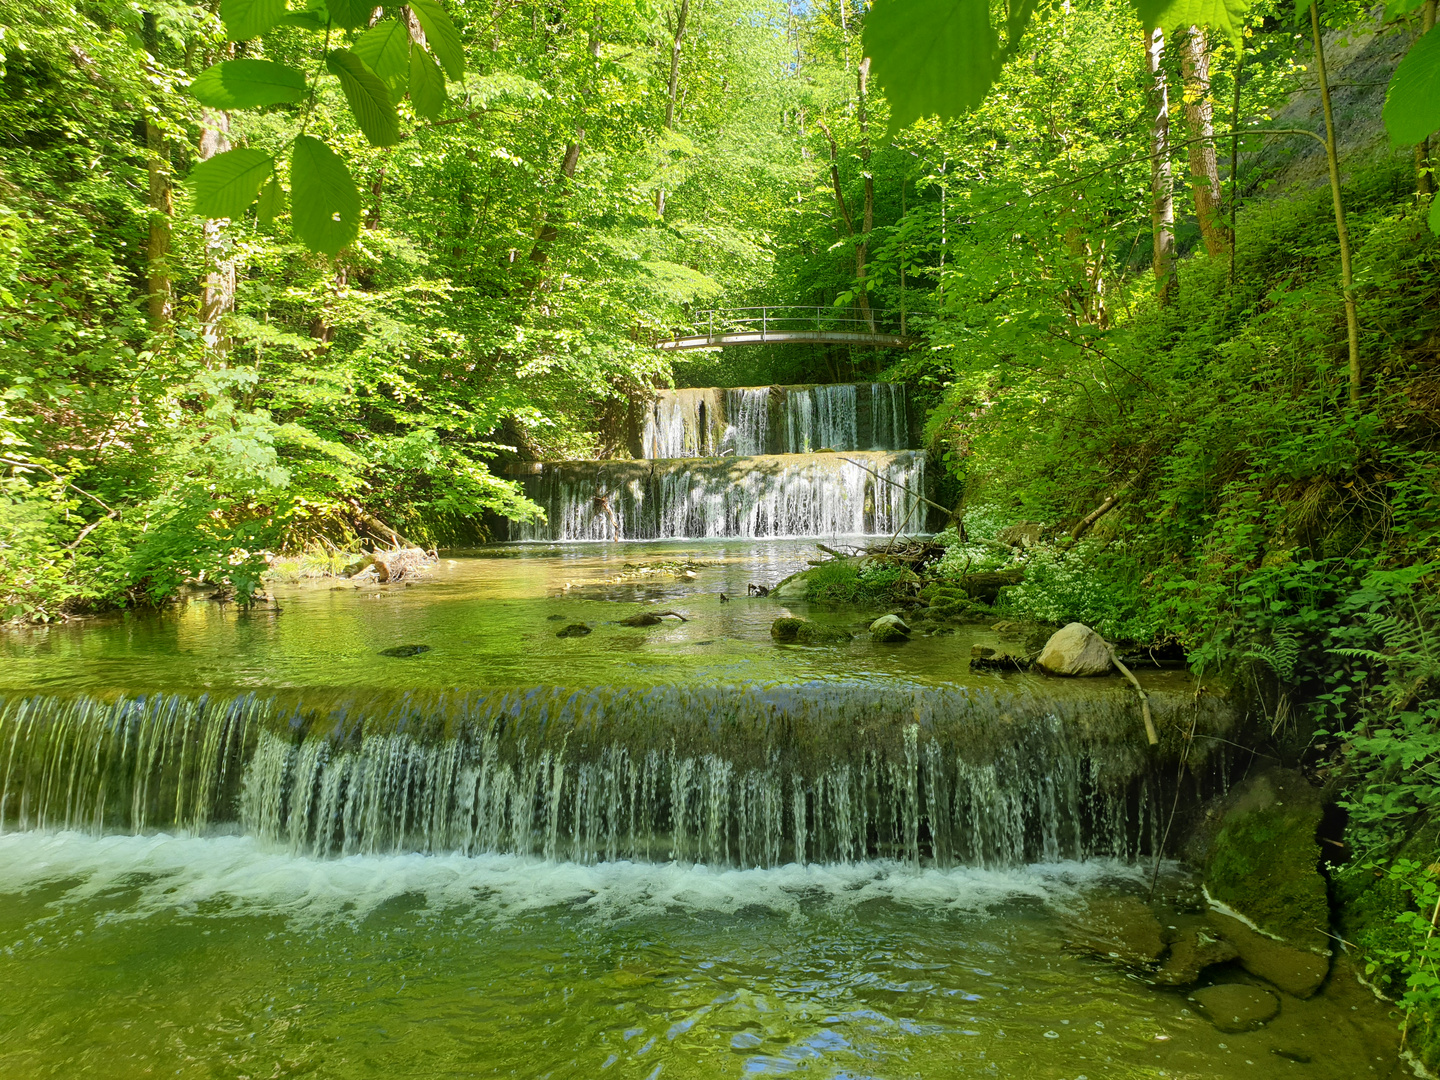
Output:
[[512, 451, 927, 541], [527, 383, 918, 540], [0, 685, 1235, 868]]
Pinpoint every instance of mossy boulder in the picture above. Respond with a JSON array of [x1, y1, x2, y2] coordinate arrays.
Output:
[[1202, 769, 1332, 996], [770, 617, 852, 645]]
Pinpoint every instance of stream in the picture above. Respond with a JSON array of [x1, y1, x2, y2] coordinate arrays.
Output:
[[0, 386, 1410, 1077]]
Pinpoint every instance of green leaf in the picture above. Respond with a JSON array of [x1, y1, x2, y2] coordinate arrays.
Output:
[[408, 0, 464, 81], [1385, 26, 1440, 145], [221, 0, 287, 40], [326, 49, 401, 147], [290, 135, 361, 255], [279, 9, 329, 29], [189, 60, 309, 109], [191, 148, 274, 219], [1132, 0, 1250, 42], [409, 46, 447, 120], [1384, 0, 1429, 17], [353, 18, 411, 103], [865, 0, 999, 133], [1430, 193, 1440, 236], [256, 176, 284, 226], [326, 0, 373, 29]]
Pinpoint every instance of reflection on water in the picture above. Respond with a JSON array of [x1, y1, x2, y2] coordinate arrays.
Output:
[[0, 540, 1184, 695], [0, 833, 1404, 1080]]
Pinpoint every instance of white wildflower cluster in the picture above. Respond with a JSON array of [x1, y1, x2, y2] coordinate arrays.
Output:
[[931, 504, 1018, 580]]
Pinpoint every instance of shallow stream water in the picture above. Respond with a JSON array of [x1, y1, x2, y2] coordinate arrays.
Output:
[[0, 541, 1408, 1078]]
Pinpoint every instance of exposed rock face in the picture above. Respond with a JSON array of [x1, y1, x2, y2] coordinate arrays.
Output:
[[1190, 984, 1280, 1033], [1036, 623, 1114, 677], [996, 521, 1043, 548], [770, 618, 851, 644], [1202, 769, 1332, 997], [870, 614, 910, 643]]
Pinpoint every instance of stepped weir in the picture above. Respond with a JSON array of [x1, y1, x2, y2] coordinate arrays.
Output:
[[0, 685, 1235, 868], [509, 383, 930, 541]]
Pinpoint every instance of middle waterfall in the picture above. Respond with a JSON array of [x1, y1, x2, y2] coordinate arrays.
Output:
[[511, 382, 926, 541]]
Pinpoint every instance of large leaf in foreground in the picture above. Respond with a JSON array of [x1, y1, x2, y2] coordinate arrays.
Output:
[[221, 0, 286, 40], [1384, 26, 1440, 146], [327, 49, 401, 147], [408, 0, 465, 81], [326, 0, 374, 29], [191, 148, 274, 219], [409, 47, 447, 120], [353, 18, 412, 104], [190, 60, 308, 109], [290, 135, 361, 255], [1133, 0, 1248, 41], [865, 0, 997, 133]]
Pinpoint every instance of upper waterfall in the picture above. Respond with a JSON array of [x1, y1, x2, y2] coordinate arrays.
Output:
[[641, 384, 911, 459]]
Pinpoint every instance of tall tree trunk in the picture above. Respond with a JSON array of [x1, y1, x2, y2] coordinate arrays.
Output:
[[855, 56, 875, 332], [655, 0, 690, 219], [142, 12, 172, 329], [1180, 27, 1232, 257], [528, 31, 600, 267], [1309, 3, 1362, 405], [198, 108, 235, 355], [1146, 28, 1177, 305], [1417, 0, 1437, 198]]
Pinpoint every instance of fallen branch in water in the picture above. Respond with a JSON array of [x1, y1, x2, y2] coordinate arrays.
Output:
[[1106, 642, 1159, 746]]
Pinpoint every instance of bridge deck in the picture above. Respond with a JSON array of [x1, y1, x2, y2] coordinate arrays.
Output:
[[657, 330, 909, 351]]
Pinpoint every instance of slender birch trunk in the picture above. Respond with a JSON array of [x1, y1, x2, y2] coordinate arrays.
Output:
[[1146, 28, 1177, 305], [198, 108, 235, 355], [1309, 3, 1361, 405], [142, 12, 172, 329], [1180, 27, 1232, 257]]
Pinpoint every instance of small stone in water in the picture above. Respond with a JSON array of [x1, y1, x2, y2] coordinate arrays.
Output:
[[556, 623, 593, 638], [378, 644, 431, 658], [546, 614, 566, 621]]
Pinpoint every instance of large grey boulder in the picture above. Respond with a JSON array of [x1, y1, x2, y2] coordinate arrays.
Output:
[[1035, 622, 1113, 677]]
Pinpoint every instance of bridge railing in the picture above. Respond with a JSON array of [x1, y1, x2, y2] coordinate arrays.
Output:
[[665, 306, 906, 343]]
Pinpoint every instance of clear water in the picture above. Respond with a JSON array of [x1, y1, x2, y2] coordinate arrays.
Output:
[[0, 540, 1148, 694], [0, 833, 1403, 1079], [0, 541, 1407, 1077]]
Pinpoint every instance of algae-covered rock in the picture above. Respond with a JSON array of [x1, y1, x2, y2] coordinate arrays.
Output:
[[1153, 919, 1239, 986], [1066, 896, 1166, 966], [869, 614, 910, 643], [1036, 623, 1113, 677], [1202, 768, 1332, 997], [770, 617, 851, 645], [556, 623, 593, 638], [1189, 983, 1280, 1033], [969, 644, 1030, 672], [771, 571, 812, 600], [1206, 910, 1330, 998], [378, 644, 431, 658]]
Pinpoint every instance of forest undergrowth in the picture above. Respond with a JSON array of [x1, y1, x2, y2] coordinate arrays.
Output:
[[907, 156, 1440, 1065]]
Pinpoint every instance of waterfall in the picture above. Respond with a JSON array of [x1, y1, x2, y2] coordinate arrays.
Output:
[[721, 388, 771, 456], [640, 384, 910, 459], [0, 686, 1236, 868], [642, 388, 725, 459], [512, 451, 926, 541], [785, 385, 858, 453]]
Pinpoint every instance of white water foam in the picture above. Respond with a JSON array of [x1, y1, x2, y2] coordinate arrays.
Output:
[[0, 831, 1149, 928]]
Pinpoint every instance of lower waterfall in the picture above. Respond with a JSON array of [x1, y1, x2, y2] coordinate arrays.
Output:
[[511, 450, 927, 541], [0, 685, 1235, 868]]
